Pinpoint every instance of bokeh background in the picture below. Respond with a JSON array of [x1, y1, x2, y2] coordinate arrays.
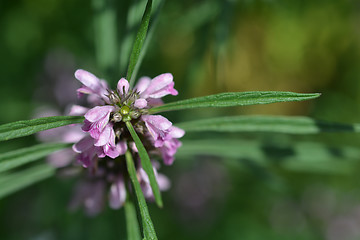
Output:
[[1, 0, 360, 239]]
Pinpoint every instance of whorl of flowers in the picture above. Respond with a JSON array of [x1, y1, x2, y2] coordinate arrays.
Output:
[[66, 69, 184, 214]]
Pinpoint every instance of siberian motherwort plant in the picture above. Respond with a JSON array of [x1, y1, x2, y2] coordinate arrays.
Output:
[[4, 0, 359, 239]]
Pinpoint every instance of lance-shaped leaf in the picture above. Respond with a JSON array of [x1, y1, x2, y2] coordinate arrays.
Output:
[[0, 143, 71, 173], [126, 0, 152, 82], [177, 139, 360, 174], [125, 151, 158, 240], [149, 91, 321, 114], [120, 0, 147, 75], [125, 196, 141, 240], [125, 121, 163, 207], [129, 0, 164, 87], [0, 116, 84, 141], [177, 115, 360, 134], [0, 164, 55, 199]]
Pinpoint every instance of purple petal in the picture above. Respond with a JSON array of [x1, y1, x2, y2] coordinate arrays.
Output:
[[69, 105, 89, 116], [73, 136, 94, 153], [142, 73, 178, 99], [135, 77, 151, 94], [62, 127, 86, 143], [103, 144, 121, 159], [116, 141, 128, 155], [75, 69, 101, 91], [142, 115, 172, 131], [142, 115, 172, 147], [157, 173, 171, 191], [117, 78, 129, 95], [109, 177, 126, 209], [85, 106, 114, 122], [94, 125, 112, 147], [168, 126, 185, 138], [47, 148, 75, 168], [134, 98, 147, 109]]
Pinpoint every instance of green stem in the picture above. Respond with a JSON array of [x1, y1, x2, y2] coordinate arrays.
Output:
[[125, 151, 158, 240], [125, 121, 163, 207], [124, 195, 141, 240]]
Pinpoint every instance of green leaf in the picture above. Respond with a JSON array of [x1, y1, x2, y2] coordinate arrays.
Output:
[[0, 143, 71, 173], [92, 0, 118, 78], [0, 164, 55, 199], [148, 91, 321, 114], [129, 0, 164, 87], [125, 121, 163, 208], [0, 116, 84, 142], [177, 139, 360, 174], [125, 151, 158, 240], [126, 0, 152, 82], [177, 115, 360, 134], [125, 196, 142, 240], [119, 0, 147, 75]]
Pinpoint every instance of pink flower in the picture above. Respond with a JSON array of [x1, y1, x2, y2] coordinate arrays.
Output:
[[135, 73, 178, 99], [141, 115, 173, 147], [138, 165, 171, 200], [109, 177, 127, 209], [159, 127, 185, 165], [82, 106, 115, 138], [75, 69, 109, 105], [72, 136, 98, 168], [69, 180, 106, 216]]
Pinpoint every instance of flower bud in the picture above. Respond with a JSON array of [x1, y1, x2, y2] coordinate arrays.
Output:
[[130, 111, 140, 119], [112, 112, 122, 122], [108, 91, 120, 104]]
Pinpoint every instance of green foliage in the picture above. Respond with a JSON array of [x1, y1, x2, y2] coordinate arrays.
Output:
[[92, 0, 118, 79], [125, 151, 158, 240], [126, 0, 152, 84], [149, 92, 321, 113], [129, 0, 165, 87], [178, 139, 360, 174], [0, 116, 84, 142], [177, 115, 360, 134], [125, 197, 142, 240], [0, 164, 55, 199], [125, 121, 163, 208], [0, 143, 70, 173]]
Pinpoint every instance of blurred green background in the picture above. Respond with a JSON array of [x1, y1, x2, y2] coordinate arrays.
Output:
[[1, 0, 360, 239]]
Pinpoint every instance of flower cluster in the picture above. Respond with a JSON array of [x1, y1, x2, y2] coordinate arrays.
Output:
[[65, 69, 184, 214]]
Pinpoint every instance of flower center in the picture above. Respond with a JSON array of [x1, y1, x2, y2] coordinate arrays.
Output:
[[120, 105, 130, 115]]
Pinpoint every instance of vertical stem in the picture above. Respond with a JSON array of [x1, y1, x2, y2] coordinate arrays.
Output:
[[125, 150, 158, 240]]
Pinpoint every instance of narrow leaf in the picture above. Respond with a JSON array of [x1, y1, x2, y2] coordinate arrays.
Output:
[[177, 115, 360, 134], [125, 196, 142, 240], [0, 116, 84, 141], [126, 0, 152, 82], [125, 151, 158, 240], [0, 164, 55, 199], [120, 0, 147, 74], [129, 0, 164, 87], [125, 121, 163, 207], [0, 143, 70, 173], [149, 91, 321, 114], [177, 139, 360, 174]]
